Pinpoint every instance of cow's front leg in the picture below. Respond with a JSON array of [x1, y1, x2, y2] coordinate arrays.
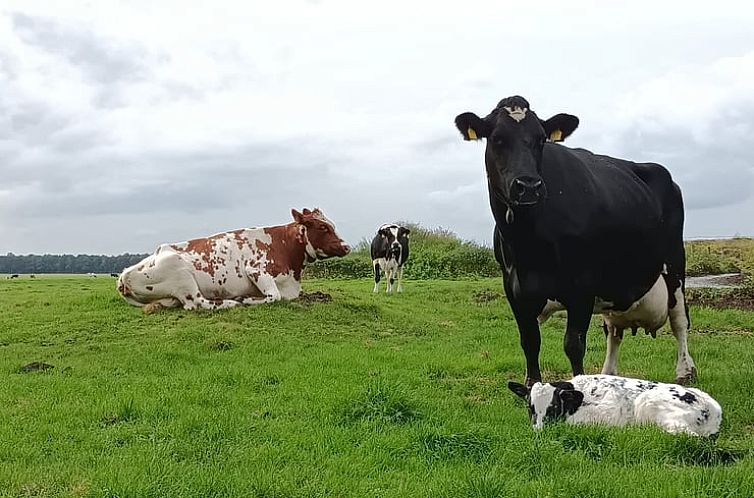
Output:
[[373, 261, 381, 293], [564, 298, 593, 376], [386, 267, 394, 293], [246, 266, 281, 304], [396, 266, 404, 293], [508, 296, 546, 386]]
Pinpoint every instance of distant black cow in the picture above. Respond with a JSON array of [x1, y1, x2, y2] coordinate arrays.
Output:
[[455, 95, 695, 386], [371, 224, 410, 293], [9, 274, 19, 279], [110, 273, 120, 278]]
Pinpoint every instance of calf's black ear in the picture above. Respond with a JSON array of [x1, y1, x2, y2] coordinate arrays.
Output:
[[558, 389, 584, 414], [455, 112, 491, 141], [541, 113, 579, 142], [508, 381, 529, 399]]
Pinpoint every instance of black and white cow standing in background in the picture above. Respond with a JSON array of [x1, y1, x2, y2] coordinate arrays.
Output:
[[371, 224, 410, 293], [455, 95, 695, 386]]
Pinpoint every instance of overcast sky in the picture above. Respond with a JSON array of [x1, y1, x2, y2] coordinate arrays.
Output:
[[1, 1, 753, 254]]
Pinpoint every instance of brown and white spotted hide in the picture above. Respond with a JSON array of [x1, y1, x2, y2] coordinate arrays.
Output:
[[117, 208, 349, 311]]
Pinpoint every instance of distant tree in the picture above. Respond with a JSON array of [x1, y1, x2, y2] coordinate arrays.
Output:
[[0, 254, 148, 274]]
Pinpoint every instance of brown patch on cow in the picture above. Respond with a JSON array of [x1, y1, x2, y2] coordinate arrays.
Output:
[[260, 224, 308, 280], [232, 229, 248, 250], [172, 234, 231, 277], [146, 285, 154, 291]]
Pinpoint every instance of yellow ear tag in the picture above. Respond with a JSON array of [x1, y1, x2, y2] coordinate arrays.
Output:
[[549, 129, 563, 142], [467, 128, 478, 140]]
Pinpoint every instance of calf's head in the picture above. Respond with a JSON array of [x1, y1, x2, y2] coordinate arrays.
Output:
[[508, 381, 584, 429], [455, 96, 579, 208], [292, 208, 350, 259], [377, 224, 410, 259]]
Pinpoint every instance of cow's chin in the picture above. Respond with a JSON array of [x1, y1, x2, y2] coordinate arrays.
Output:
[[314, 248, 349, 260]]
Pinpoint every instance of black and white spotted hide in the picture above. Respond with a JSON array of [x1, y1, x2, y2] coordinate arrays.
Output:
[[370, 224, 410, 293]]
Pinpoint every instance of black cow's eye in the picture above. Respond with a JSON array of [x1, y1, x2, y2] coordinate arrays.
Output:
[[491, 135, 504, 146]]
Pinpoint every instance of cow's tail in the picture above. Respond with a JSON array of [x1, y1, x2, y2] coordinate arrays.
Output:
[[664, 182, 689, 326]]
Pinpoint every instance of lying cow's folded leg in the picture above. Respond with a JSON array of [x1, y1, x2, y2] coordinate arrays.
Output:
[[247, 269, 281, 304], [187, 295, 242, 310], [236, 296, 271, 305]]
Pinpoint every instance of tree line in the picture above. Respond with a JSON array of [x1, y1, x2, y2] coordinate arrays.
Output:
[[0, 253, 148, 274]]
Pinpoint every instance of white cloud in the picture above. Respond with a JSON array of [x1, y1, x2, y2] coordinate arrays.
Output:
[[1, 1, 754, 253]]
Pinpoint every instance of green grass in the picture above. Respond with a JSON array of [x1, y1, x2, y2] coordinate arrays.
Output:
[[1, 277, 754, 497]]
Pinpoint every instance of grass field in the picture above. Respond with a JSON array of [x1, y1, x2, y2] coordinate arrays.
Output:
[[1, 277, 754, 497]]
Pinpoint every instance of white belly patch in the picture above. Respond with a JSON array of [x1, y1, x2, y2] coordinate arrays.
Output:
[[537, 276, 668, 332]]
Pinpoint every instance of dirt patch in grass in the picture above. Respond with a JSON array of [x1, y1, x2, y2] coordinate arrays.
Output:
[[687, 288, 754, 311], [101, 399, 139, 427], [472, 290, 502, 304], [19, 362, 54, 373], [296, 291, 333, 304], [209, 340, 235, 351]]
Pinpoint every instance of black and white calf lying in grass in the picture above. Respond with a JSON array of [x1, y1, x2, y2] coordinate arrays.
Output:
[[508, 374, 722, 437]]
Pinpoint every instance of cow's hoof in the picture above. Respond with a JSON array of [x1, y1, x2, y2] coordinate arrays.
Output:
[[675, 368, 697, 385]]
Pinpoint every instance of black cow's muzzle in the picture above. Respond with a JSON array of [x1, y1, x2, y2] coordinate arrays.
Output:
[[510, 177, 545, 206]]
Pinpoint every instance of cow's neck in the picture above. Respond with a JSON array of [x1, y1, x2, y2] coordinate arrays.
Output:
[[490, 192, 551, 267], [261, 223, 311, 279]]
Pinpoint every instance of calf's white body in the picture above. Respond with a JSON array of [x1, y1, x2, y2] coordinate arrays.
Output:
[[511, 374, 721, 437]]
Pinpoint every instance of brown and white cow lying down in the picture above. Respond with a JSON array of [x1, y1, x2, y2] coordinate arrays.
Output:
[[117, 208, 349, 312]]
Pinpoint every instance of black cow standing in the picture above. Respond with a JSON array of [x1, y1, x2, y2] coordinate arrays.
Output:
[[371, 224, 410, 293], [455, 95, 695, 386]]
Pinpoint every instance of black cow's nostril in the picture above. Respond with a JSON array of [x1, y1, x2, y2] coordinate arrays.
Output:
[[511, 178, 545, 205]]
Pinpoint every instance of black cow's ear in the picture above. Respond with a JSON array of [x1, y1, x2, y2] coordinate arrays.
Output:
[[455, 112, 491, 141], [558, 389, 584, 414], [508, 381, 529, 399], [542, 113, 579, 142]]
